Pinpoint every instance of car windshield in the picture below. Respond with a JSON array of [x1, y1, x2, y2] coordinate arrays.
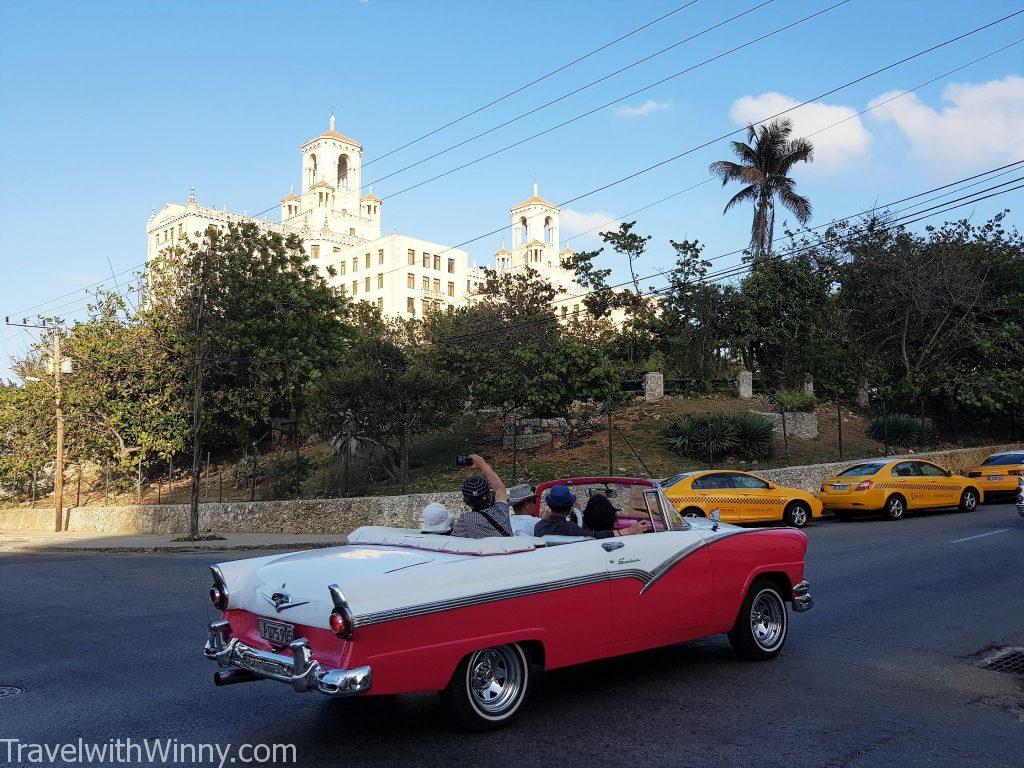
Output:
[[838, 462, 886, 477], [981, 453, 1024, 466]]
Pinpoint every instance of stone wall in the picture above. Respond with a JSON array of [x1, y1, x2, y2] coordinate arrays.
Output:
[[503, 418, 570, 449], [1, 443, 1019, 534], [753, 410, 819, 439]]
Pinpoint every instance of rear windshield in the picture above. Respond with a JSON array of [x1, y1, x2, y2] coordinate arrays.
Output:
[[838, 462, 886, 476], [981, 453, 1024, 466], [660, 472, 695, 488]]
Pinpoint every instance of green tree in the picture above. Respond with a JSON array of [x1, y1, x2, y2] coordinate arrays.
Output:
[[709, 119, 813, 262]]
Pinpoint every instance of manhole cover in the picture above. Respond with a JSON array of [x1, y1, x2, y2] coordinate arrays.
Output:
[[0, 685, 24, 698], [983, 648, 1024, 677]]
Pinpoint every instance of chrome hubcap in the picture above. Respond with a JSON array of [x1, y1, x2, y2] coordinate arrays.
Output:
[[750, 590, 786, 650], [790, 506, 807, 526], [889, 499, 903, 518], [467, 647, 523, 716], [964, 493, 977, 509]]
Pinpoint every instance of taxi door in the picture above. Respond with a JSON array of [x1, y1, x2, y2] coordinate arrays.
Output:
[[690, 472, 743, 522], [891, 461, 928, 508], [917, 461, 957, 506], [729, 472, 779, 522]]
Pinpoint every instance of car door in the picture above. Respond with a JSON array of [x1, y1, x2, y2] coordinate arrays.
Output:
[[690, 472, 742, 522], [917, 461, 956, 506], [605, 525, 715, 645], [891, 461, 928, 508], [729, 472, 778, 522]]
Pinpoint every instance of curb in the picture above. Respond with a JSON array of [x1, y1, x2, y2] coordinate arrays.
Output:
[[0, 539, 348, 554]]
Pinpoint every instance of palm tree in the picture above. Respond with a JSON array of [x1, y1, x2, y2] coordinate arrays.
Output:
[[709, 119, 813, 262]]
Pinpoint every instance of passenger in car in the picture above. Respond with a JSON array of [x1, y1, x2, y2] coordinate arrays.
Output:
[[535, 486, 647, 539], [582, 494, 618, 535], [508, 484, 539, 537], [451, 454, 513, 538], [420, 502, 455, 535]]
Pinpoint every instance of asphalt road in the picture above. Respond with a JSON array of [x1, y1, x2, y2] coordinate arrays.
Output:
[[2, 503, 1022, 768]]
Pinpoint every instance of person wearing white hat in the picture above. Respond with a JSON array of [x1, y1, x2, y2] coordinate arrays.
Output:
[[421, 502, 455, 535]]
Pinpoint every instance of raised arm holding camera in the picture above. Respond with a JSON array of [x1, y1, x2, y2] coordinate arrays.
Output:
[[451, 454, 513, 538]]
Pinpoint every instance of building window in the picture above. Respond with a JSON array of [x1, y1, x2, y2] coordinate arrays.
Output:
[[433, 278, 440, 293], [407, 249, 415, 265], [422, 299, 430, 315], [407, 297, 415, 315], [407, 273, 415, 289], [573, 304, 580, 315], [340, 262, 346, 275], [377, 273, 383, 289], [352, 281, 358, 296], [310, 245, 320, 259], [365, 276, 371, 292], [333, 246, 341, 253], [339, 284, 347, 295], [377, 297, 383, 309], [378, 249, 384, 264], [349, 228, 356, 236], [433, 254, 440, 270], [365, 253, 370, 268], [466, 280, 471, 293], [447, 258, 455, 273], [447, 281, 454, 297], [422, 276, 430, 291], [561, 306, 568, 318], [352, 257, 358, 272], [422, 253, 430, 268]]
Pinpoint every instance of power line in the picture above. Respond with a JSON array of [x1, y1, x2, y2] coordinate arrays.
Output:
[[360, 1, 703, 168], [379, 0, 850, 200], [362, 0, 776, 190]]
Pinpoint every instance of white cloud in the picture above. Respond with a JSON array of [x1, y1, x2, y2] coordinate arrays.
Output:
[[615, 99, 672, 118], [560, 209, 621, 242], [869, 75, 1024, 171], [729, 92, 870, 172]]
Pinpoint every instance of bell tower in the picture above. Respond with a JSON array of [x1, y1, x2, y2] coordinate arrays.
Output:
[[507, 181, 560, 271]]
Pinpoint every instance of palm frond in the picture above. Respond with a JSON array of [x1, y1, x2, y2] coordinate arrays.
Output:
[[723, 184, 759, 214]]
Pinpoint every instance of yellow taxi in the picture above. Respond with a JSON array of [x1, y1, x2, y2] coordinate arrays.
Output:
[[819, 458, 983, 521], [661, 470, 822, 528], [963, 450, 1024, 499]]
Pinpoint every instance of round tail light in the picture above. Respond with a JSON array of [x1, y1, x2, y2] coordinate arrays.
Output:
[[209, 584, 228, 610], [329, 611, 349, 637]]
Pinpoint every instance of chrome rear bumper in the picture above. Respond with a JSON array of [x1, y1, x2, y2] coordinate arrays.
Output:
[[204, 620, 371, 697], [791, 580, 813, 613]]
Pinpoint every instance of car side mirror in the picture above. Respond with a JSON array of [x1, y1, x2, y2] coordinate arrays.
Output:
[[709, 508, 720, 531]]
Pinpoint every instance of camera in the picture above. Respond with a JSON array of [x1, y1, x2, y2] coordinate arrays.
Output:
[[455, 455, 474, 467]]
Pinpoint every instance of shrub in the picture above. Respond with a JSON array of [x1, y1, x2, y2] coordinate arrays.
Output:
[[867, 413, 921, 448], [772, 388, 817, 412], [733, 411, 774, 460], [663, 411, 774, 465], [643, 350, 666, 373]]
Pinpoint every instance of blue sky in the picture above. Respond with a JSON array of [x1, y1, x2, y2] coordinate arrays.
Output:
[[1, 0, 1022, 377]]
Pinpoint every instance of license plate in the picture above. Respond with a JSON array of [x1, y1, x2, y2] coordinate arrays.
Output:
[[988, 475, 1003, 481], [832, 484, 849, 491], [258, 618, 295, 646]]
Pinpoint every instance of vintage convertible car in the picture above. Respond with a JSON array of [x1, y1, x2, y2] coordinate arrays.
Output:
[[204, 477, 813, 729]]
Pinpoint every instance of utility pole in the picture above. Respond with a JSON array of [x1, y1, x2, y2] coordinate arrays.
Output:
[[6, 316, 68, 532], [188, 261, 206, 538]]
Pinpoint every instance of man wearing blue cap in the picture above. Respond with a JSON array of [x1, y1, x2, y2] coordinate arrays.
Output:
[[451, 454, 513, 538], [535, 485, 647, 539]]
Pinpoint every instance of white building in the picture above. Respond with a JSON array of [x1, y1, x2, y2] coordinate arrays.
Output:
[[148, 116, 593, 320]]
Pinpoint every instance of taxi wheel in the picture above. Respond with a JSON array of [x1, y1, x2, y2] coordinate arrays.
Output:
[[958, 488, 979, 513], [682, 507, 705, 518], [784, 501, 810, 528], [884, 494, 907, 521]]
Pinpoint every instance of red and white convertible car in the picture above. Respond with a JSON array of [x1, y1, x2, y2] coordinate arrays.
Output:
[[204, 477, 812, 729]]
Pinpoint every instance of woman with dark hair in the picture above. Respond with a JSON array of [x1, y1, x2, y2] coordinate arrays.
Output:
[[582, 493, 618, 535]]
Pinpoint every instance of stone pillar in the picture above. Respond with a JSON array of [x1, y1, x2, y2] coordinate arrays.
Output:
[[643, 372, 664, 402], [738, 370, 753, 399], [803, 374, 815, 399], [856, 380, 870, 407]]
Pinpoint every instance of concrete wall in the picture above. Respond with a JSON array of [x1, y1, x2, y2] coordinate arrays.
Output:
[[1, 443, 1019, 535]]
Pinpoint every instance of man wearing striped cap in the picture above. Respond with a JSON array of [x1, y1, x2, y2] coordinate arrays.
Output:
[[452, 454, 513, 538]]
